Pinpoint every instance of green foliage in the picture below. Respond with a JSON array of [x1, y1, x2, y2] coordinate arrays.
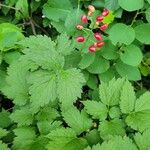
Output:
[[0, 0, 150, 149]]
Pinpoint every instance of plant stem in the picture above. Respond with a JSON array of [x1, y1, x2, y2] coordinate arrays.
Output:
[[0, 3, 18, 10]]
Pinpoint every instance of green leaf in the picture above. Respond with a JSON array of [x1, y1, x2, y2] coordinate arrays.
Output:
[[134, 24, 150, 44], [146, 7, 150, 23], [0, 110, 11, 128], [99, 119, 125, 140], [118, 0, 144, 11], [83, 100, 108, 120], [43, 0, 72, 22], [0, 128, 8, 138], [0, 23, 24, 51], [109, 23, 135, 45], [28, 70, 57, 110], [0, 141, 9, 150], [46, 128, 88, 150], [57, 69, 85, 104], [87, 55, 110, 74], [134, 129, 150, 150], [99, 78, 125, 106], [10, 107, 33, 126], [1, 59, 30, 106], [20, 35, 64, 70], [56, 33, 74, 56], [79, 53, 95, 69], [13, 127, 36, 149], [62, 107, 92, 135], [115, 60, 141, 81], [15, 0, 29, 19], [99, 136, 137, 150], [109, 106, 121, 119], [100, 40, 119, 60], [105, 0, 120, 11], [147, 0, 150, 4], [135, 92, 150, 112], [0, 70, 6, 91], [65, 9, 83, 36], [126, 111, 150, 132], [120, 80, 136, 114], [120, 45, 143, 66]]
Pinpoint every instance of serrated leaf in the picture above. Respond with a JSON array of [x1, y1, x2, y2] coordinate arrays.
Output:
[[0, 110, 11, 128], [109, 106, 121, 119], [120, 80, 136, 114], [46, 128, 88, 150], [99, 119, 125, 140], [57, 69, 85, 104], [99, 78, 125, 106], [134, 24, 150, 44], [83, 100, 108, 120], [62, 107, 92, 135], [118, 0, 144, 11], [115, 60, 141, 81], [56, 33, 74, 56], [109, 23, 135, 45], [1, 59, 30, 105], [43, 0, 72, 22], [0, 141, 10, 150], [120, 45, 143, 66], [10, 107, 33, 126], [28, 70, 57, 110], [134, 129, 150, 150], [0, 128, 8, 138], [13, 127, 36, 149], [20, 35, 64, 70]]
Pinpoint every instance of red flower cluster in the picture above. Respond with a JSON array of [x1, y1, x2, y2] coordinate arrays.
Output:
[[75, 6, 110, 52]]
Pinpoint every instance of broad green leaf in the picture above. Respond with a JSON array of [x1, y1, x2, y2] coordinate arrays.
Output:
[[43, 0, 72, 22], [134, 129, 150, 150], [99, 119, 125, 140], [83, 100, 108, 120], [28, 70, 57, 110], [109, 23, 135, 45], [147, 0, 150, 4], [118, 0, 144, 11], [105, 0, 120, 11], [1, 59, 30, 105], [115, 60, 141, 81], [65, 9, 83, 36], [13, 127, 36, 149], [62, 107, 92, 135], [109, 106, 121, 119], [99, 136, 137, 150], [57, 69, 85, 103], [146, 7, 150, 23], [135, 92, 150, 112], [120, 45, 143, 66], [10, 107, 33, 126], [0, 70, 6, 91], [0, 141, 9, 150], [134, 24, 150, 44], [20, 35, 64, 70], [100, 40, 119, 60], [56, 33, 74, 56], [79, 53, 95, 69], [99, 67, 116, 82], [15, 0, 29, 19], [46, 128, 88, 150], [126, 111, 150, 132], [0, 110, 11, 128], [120, 80, 136, 114], [0, 23, 24, 51], [51, 21, 66, 33], [85, 129, 101, 146], [99, 78, 125, 106], [87, 55, 110, 74], [0, 128, 8, 138]]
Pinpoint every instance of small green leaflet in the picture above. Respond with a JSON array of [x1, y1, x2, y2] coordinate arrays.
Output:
[[62, 107, 92, 135]]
